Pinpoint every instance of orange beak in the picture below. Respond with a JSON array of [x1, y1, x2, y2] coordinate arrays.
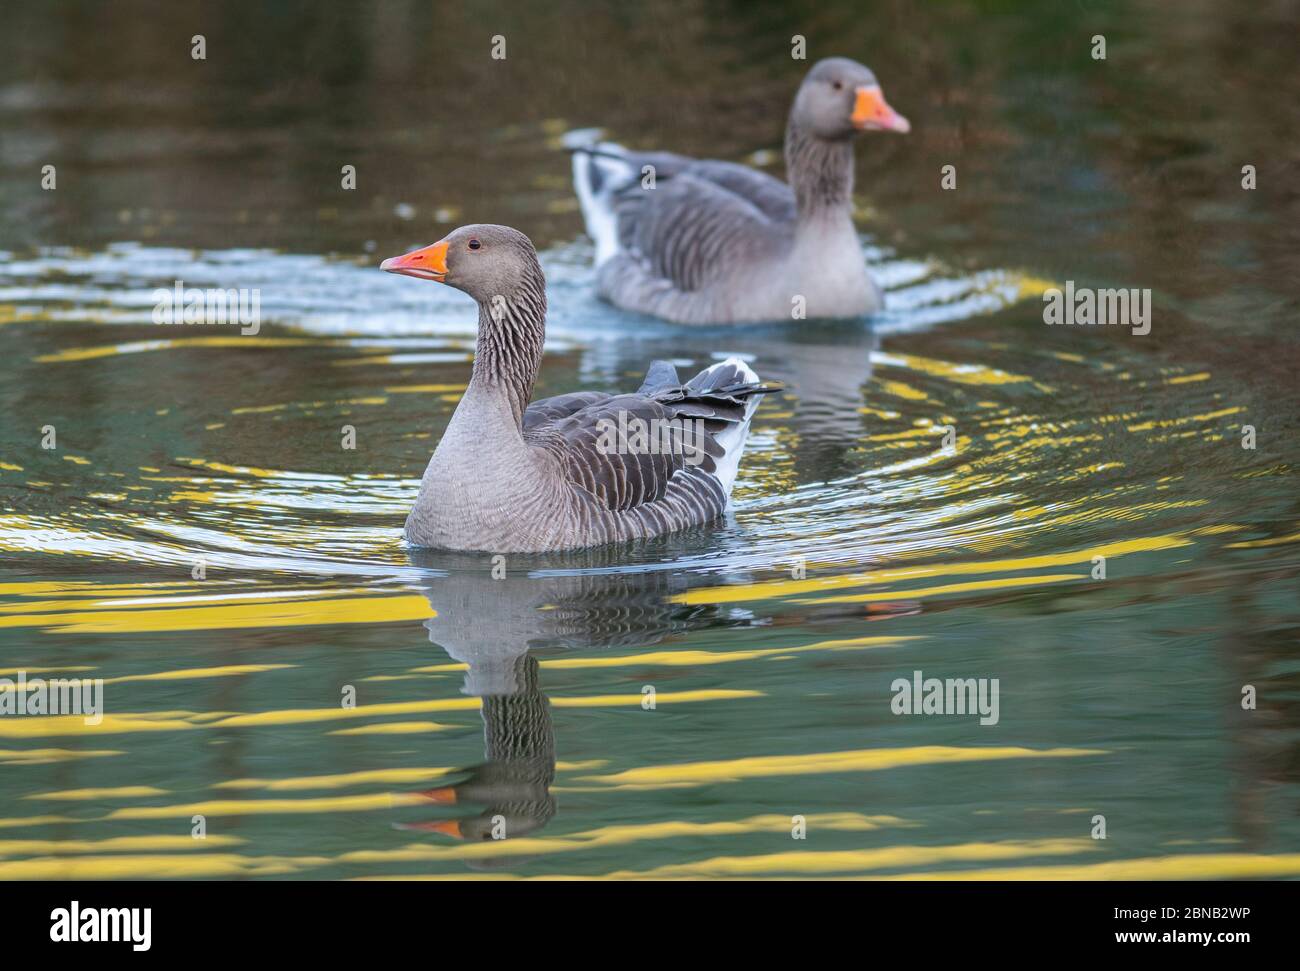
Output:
[[380, 240, 449, 281], [401, 819, 465, 838], [417, 786, 458, 805], [851, 85, 910, 133]]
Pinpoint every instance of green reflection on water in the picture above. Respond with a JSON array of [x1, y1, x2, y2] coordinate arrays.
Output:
[[0, 0, 1297, 879]]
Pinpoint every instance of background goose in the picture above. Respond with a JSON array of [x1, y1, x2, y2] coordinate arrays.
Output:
[[381, 224, 776, 553], [569, 56, 909, 325]]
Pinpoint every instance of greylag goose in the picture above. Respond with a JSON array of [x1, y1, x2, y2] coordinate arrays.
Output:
[[569, 56, 909, 324], [380, 224, 776, 553]]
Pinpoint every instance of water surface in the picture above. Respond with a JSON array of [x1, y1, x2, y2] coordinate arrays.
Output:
[[0, 0, 1298, 879]]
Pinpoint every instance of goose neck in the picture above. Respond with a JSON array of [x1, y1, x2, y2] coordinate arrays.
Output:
[[785, 118, 855, 219], [468, 280, 547, 427]]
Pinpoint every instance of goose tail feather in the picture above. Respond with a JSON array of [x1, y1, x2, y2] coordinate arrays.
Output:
[[566, 130, 637, 266], [683, 357, 772, 498]]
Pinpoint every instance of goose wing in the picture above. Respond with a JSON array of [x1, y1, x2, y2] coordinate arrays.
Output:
[[675, 159, 796, 224], [521, 391, 609, 431], [525, 393, 719, 511], [522, 362, 766, 513], [610, 167, 789, 293], [607, 150, 796, 226]]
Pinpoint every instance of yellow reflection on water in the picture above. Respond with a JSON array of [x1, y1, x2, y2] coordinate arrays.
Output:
[[577, 745, 1105, 789]]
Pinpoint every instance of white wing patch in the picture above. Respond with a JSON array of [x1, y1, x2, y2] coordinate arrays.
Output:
[[569, 138, 637, 267], [697, 357, 761, 498]]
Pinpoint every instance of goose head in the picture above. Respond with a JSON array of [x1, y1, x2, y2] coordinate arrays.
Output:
[[793, 57, 909, 140], [381, 223, 541, 305]]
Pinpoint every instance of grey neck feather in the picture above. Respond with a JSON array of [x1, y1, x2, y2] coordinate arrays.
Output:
[[784, 117, 855, 219], [468, 265, 548, 426]]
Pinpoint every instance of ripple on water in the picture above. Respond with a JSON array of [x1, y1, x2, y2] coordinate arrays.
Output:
[[0, 238, 1280, 613], [1, 238, 1298, 881]]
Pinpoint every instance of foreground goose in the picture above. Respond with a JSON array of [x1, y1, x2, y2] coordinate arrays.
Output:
[[381, 224, 775, 553], [570, 56, 909, 324]]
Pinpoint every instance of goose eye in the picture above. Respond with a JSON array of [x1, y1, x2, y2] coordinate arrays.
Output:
[[832, 80, 843, 91], [468, 239, 481, 250]]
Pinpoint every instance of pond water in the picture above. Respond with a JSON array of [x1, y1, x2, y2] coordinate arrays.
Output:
[[0, 0, 1297, 879]]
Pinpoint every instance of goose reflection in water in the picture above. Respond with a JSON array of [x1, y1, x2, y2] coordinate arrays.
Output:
[[396, 548, 707, 855], [579, 316, 880, 482], [407, 653, 556, 845]]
